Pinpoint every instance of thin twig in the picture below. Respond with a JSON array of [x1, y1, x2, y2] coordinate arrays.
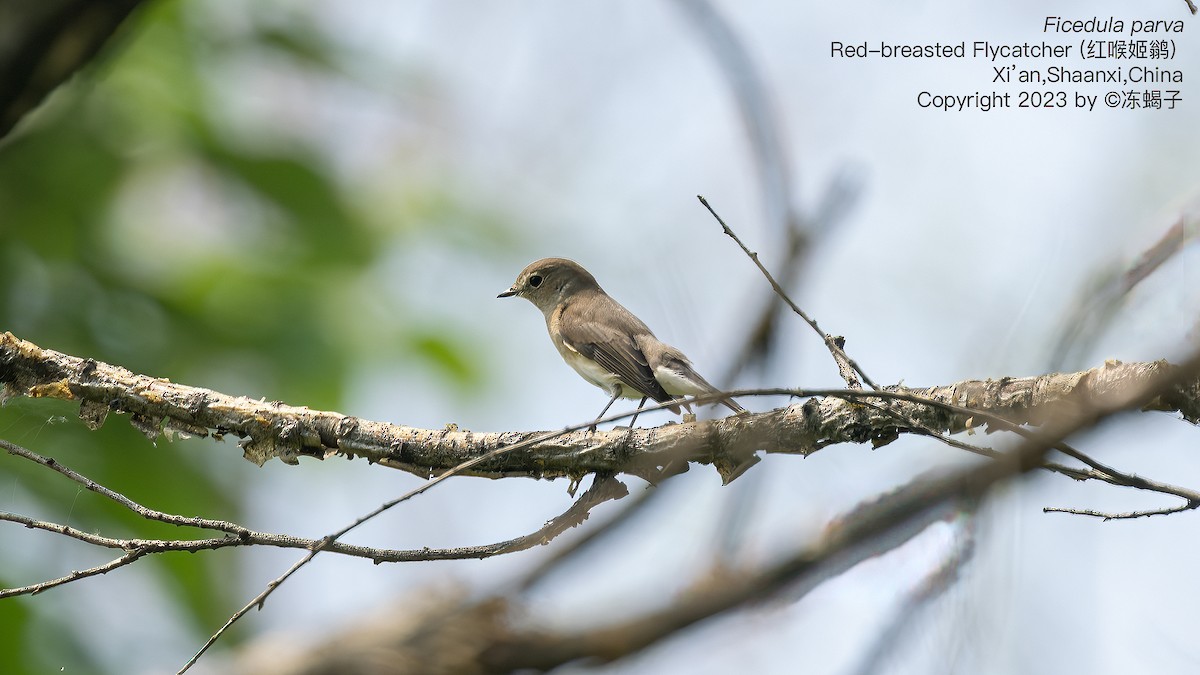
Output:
[[517, 481, 664, 592], [2, 440, 252, 536], [675, 0, 864, 572], [0, 546, 149, 598], [698, 195, 874, 390], [678, 383, 1200, 517], [1043, 502, 1198, 520], [1052, 444, 1200, 503], [0, 441, 631, 603], [1040, 445, 1200, 520], [182, 474, 629, 672], [845, 395, 1200, 517], [179, 401, 687, 672], [718, 168, 864, 385]]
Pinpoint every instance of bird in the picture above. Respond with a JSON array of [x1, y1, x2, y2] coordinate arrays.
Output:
[[498, 257, 745, 428]]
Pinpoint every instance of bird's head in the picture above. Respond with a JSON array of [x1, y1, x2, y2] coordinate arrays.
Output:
[[498, 257, 601, 313]]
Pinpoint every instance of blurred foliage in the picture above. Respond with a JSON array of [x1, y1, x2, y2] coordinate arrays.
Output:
[[0, 1, 515, 672]]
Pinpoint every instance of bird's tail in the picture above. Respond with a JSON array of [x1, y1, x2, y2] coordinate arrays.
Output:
[[684, 390, 744, 415], [718, 396, 746, 414], [663, 363, 746, 415]]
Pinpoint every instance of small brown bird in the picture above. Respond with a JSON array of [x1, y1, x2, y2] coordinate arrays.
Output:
[[498, 257, 744, 427]]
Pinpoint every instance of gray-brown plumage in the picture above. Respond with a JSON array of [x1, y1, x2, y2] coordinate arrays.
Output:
[[498, 257, 745, 426]]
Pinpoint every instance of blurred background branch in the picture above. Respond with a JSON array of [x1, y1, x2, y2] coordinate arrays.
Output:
[[1050, 196, 1200, 370], [0, 0, 146, 140]]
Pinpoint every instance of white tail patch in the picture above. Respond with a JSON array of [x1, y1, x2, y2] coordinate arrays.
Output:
[[653, 365, 710, 398]]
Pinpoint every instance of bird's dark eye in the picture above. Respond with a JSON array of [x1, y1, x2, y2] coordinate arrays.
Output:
[[528, 274, 543, 288]]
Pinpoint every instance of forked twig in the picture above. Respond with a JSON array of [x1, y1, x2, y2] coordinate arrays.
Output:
[[0, 440, 631, 601], [179, 402, 695, 672]]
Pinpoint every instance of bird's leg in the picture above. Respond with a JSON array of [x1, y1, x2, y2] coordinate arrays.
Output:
[[590, 389, 622, 432], [628, 396, 648, 428]]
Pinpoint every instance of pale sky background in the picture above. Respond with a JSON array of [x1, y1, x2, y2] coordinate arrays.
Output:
[[48, 1, 1200, 673]]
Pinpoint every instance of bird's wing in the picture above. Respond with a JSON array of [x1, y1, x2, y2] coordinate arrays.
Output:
[[639, 336, 747, 414], [558, 300, 674, 403]]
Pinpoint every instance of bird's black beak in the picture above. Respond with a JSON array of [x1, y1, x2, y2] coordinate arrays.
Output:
[[497, 288, 517, 298]]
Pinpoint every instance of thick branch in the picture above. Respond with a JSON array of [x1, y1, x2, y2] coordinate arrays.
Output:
[[236, 347, 1200, 675], [2, 333, 1199, 485]]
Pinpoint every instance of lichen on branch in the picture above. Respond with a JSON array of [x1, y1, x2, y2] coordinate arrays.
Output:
[[1, 332, 1198, 484]]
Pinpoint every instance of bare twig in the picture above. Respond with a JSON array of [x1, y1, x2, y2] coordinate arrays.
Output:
[[517, 480, 663, 592], [718, 168, 864, 386], [697, 196, 874, 390], [851, 393, 1200, 517], [1040, 447, 1200, 520], [1043, 502, 1198, 520], [675, 0, 868, 570], [673, 0, 824, 569], [0, 545, 149, 598], [0, 440, 631, 602], [693, 190, 1200, 524], [697, 381, 1200, 520], [180, 408, 665, 672], [2, 439, 254, 536]]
